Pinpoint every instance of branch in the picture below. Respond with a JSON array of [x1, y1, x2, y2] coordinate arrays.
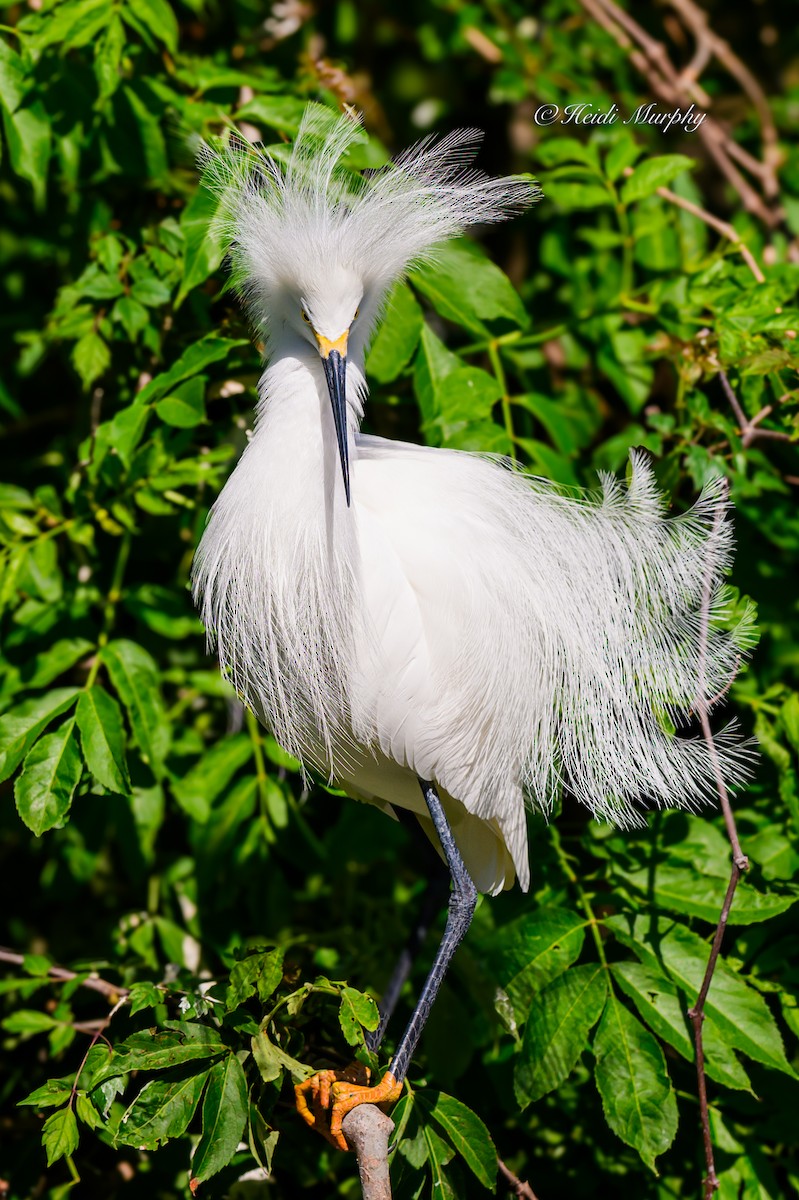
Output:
[[0, 946, 129, 1002], [718, 371, 792, 449], [688, 482, 749, 1199], [578, 0, 784, 231], [651, 184, 765, 284], [498, 1156, 541, 1199], [341, 1106, 394, 1200]]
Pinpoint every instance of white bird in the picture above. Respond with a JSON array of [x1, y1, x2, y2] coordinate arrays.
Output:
[[192, 105, 749, 1148]]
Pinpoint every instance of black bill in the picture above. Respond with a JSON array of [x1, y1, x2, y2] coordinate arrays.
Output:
[[322, 349, 351, 507]]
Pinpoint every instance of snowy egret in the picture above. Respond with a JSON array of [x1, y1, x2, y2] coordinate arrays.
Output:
[[192, 105, 748, 1149]]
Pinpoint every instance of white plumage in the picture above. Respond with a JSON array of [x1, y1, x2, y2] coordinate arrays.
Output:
[[192, 105, 749, 896]]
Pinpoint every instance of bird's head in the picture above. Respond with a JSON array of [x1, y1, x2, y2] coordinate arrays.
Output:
[[199, 105, 539, 504]]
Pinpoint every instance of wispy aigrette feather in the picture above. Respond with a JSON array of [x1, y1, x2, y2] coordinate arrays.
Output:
[[192, 105, 751, 895], [197, 103, 538, 344]]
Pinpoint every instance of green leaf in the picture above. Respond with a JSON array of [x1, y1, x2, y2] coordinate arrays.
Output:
[[621, 859, 797, 925], [72, 332, 111, 389], [90, 1030, 224, 1087], [413, 325, 462, 427], [607, 916, 797, 1077], [593, 992, 678, 1171], [122, 85, 168, 181], [42, 1106, 79, 1167], [76, 686, 131, 794], [176, 183, 226, 306], [116, 1065, 209, 1149], [18, 1078, 74, 1108], [14, 722, 83, 835], [412, 240, 528, 334], [417, 1091, 497, 1189], [0, 688, 80, 783], [338, 986, 380, 1046], [2, 98, 52, 210], [234, 95, 310, 135], [544, 181, 614, 211], [130, 276, 171, 308], [612, 961, 751, 1091], [128, 981, 163, 1016], [251, 1028, 310, 1085], [514, 964, 608, 1107], [155, 377, 207, 428], [225, 947, 285, 1011], [190, 1054, 249, 1184], [102, 640, 170, 771], [94, 14, 126, 104], [21, 638, 93, 690], [366, 283, 423, 383], [173, 733, 253, 823], [3, 1009, 59, 1035], [482, 906, 587, 1020], [136, 336, 247, 406], [621, 155, 695, 204], [123, 0, 179, 53], [113, 296, 149, 342], [605, 135, 645, 182]]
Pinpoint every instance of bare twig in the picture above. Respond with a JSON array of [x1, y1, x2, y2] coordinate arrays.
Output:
[[578, 0, 784, 230], [687, 484, 749, 1198], [718, 371, 792, 448], [652, 184, 765, 284], [664, 0, 781, 199], [0, 946, 129, 1002], [341, 1106, 395, 1200], [498, 1156, 541, 1199]]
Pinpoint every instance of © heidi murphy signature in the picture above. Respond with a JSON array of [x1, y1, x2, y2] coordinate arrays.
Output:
[[534, 101, 706, 134]]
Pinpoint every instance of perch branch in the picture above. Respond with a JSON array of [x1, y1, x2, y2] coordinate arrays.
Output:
[[687, 481, 749, 1199], [498, 1156, 541, 1199], [341, 1105, 395, 1200], [0, 946, 129, 1002]]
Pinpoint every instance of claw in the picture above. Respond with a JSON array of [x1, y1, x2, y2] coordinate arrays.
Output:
[[295, 1065, 402, 1151]]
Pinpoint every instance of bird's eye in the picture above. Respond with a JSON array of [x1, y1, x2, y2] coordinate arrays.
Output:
[[301, 309, 311, 324], [353, 307, 360, 320]]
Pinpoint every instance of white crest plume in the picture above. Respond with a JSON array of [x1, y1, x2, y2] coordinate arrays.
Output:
[[197, 103, 539, 341], [193, 105, 752, 895]]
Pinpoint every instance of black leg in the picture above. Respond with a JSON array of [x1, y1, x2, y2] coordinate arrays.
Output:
[[385, 779, 477, 1085]]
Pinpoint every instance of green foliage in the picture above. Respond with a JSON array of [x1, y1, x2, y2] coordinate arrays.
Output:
[[1, 1, 798, 1198]]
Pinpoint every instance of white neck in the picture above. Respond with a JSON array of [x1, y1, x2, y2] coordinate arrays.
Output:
[[249, 332, 364, 514]]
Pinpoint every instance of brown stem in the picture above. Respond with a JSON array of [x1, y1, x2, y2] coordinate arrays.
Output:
[[498, 1156, 541, 1199], [651, 185, 765, 283], [687, 486, 749, 1197], [0, 947, 129, 1002], [577, 0, 783, 229], [718, 371, 792, 450], [341, 1106, 394, 1200]]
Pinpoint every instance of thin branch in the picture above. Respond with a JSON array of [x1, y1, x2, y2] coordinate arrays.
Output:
[[718, 371, 792, 449], [69, 994, 129, 1112], [0, 947, 129, 1002], [687, 483, 749, 1199], [651, 184, 765, 283], [498, 1156, 541, 1199], [664, 0, 781, 198], [578, 0, 783, 230], [341, 1106, 394, 1200]]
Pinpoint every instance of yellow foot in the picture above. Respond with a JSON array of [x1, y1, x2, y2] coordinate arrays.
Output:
[[295, 1065, 402, 1152]]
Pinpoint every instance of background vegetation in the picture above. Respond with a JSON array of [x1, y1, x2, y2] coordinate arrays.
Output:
[[1, 0, 798, 1196]]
